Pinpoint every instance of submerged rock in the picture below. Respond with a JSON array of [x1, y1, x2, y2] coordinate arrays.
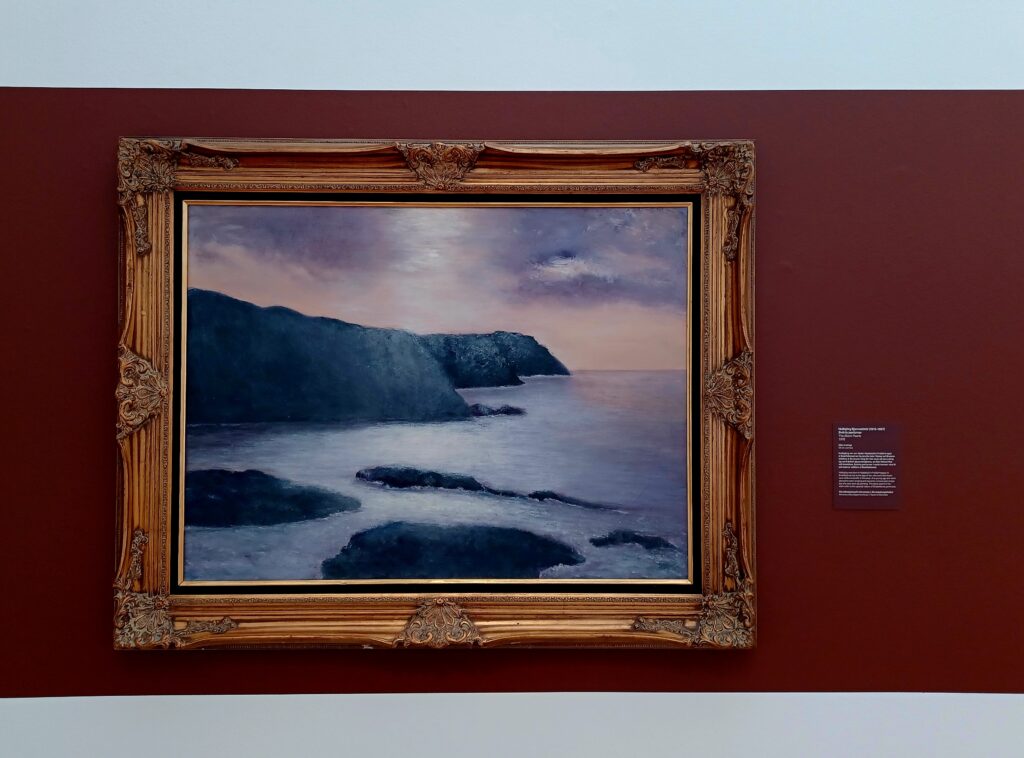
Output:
[[321, 522, 584, 579], [468, 403, 526, 417], [526, 490, 620, 511], [185, 469, 360, 527], [590, 529, 677, 551]]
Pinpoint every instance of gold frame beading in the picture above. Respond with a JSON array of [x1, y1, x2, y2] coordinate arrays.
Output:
[[114, 138, 756, 649]]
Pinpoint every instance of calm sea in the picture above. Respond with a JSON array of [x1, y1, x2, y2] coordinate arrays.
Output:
[[184, 370, 689, 581]]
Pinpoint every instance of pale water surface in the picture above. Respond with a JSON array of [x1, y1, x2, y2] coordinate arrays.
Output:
[[184, 371, 689, 581]]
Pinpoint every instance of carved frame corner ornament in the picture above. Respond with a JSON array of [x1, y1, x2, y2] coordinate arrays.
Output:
[[394, 598, 483, 648], [633, 522, 754, 648], [114, 529, 236, 649], [116, 344, 167, 440], [634, 142, 754, 262], [396, 142, 485, 190], [705, 349, 754, 440], [117, 138, 237, 255]]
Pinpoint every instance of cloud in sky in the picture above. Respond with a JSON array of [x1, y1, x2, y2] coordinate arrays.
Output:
[[187, 203, 689, 370]]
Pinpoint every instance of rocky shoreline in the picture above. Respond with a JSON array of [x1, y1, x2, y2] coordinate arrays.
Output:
[[183, 291, 685, 581]]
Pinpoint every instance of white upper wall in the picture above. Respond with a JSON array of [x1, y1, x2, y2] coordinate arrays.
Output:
[[2, 0, 1022, 90]]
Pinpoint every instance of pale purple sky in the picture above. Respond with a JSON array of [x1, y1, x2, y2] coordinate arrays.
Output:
[[187, 203, 689, 370]]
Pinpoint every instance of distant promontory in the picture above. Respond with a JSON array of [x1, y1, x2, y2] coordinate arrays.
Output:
[[186, 289, 569, 424], [421, 332, 569, 388]]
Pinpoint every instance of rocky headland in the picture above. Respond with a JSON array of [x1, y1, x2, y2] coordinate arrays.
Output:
[[187, 289, 568, 424], [421, 332, 569, 389]]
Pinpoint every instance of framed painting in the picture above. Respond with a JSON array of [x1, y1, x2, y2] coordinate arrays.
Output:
[[114, 139, 755, 649]]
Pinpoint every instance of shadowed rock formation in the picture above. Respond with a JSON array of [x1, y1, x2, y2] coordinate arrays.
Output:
[[421, 331, 570, 389], [187, 289, 471, 424], [355, 466, 496, 494], [469, 403, 526, 417], [321, 521, 584, 579], [185, 469, 360, 527], [186, 289, 570, 424], [356, 466, 621, 511], [590, 529, 677, 551]]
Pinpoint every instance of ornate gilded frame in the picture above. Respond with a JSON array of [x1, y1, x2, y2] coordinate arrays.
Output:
[[115, 139, 755, 649]]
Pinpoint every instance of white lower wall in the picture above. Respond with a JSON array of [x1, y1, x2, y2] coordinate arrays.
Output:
[[3, 692, 1022, 758]]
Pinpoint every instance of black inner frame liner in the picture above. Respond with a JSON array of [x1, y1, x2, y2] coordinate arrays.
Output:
[[171, 192, 703, 596]]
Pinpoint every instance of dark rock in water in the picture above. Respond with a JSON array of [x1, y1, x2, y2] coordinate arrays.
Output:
[[357, 466, 619, 510], [185, 469, 360, 527], [356, 466, 485, 493], [321, 522, 584, 579], [186, 289, 471, 423], [527, 490, 620, 511], [590, 529, 677, 551], [421, 331, 570, 389], [469, 403, 526, 417]]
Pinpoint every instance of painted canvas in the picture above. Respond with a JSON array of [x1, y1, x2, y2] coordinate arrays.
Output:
[[181, 201, 691, 583]]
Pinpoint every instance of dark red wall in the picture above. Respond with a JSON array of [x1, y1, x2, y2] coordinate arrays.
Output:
[[3, 89, 1023, 696]]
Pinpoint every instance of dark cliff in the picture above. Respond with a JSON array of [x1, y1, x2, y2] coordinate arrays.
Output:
[[186, 290, 471, 423], [490, 331, 571, 378], [421, 331, 570, 389]]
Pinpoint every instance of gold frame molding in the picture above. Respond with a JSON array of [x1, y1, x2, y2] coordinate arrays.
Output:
[[114, 138, 756, 649]]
